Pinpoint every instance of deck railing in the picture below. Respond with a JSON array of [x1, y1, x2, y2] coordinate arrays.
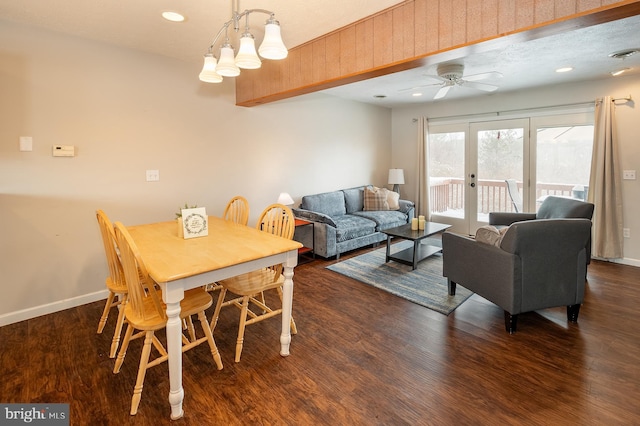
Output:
[[430, 179, 586, 214]]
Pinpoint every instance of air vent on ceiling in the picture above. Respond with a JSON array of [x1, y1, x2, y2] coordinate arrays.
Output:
[[608, 49, 640, 59]]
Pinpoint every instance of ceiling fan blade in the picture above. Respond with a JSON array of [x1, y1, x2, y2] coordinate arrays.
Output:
[[463, 71, 503, 82], [434, 85, 451, 99], [398, 73, 451, 92], [397, 82, 442, 93], [461, 81, 499, 92]]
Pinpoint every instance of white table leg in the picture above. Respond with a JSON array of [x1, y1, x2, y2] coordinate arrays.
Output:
[[160, 282, 185, 420], [280, 250, 297, 356]]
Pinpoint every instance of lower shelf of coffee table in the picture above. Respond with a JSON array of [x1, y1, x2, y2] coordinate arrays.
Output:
[[386, 244, 442, 269]]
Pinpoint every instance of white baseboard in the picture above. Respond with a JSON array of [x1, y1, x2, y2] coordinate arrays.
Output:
[[611, 257, 640, 267], [0, 289, 109, 327], [593, 256, 640, 268]]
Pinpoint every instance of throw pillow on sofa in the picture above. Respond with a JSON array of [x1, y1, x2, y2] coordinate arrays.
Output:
[[386, 189, 400, 210], [364, 186, 389, 211]]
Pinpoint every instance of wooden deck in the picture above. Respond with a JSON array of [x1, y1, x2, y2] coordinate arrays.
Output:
[[431, 179, 585, 214]]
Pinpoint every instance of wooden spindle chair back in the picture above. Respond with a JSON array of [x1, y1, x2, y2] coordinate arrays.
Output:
[[223, 195, 250, 226]]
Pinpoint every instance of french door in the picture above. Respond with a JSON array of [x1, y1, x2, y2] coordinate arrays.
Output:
[[428, 119, 529, 235], [427, 113, 593, 235]]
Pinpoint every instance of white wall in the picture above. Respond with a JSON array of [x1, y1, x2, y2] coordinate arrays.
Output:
[[391, 75, 640, 265], [0, 20, 392, 325]]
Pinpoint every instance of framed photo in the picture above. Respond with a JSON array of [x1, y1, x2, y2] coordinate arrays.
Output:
[[181, 207, 208, 239]]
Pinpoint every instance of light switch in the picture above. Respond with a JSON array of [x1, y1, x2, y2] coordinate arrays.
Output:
[[20, 136, 33, 152], [623, 170, 636, 180], [146, 170, 160, 182]]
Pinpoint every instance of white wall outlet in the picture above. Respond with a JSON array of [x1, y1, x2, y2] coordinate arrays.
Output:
[[146, 170, 160, 182], [19, 136, 33, 152], [623, 228, 630, 238], [622, 170, 636, 180]]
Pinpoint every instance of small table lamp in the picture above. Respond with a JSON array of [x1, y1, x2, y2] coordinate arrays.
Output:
[[277, 192, 295, 206], [388, 169, 405, 193]]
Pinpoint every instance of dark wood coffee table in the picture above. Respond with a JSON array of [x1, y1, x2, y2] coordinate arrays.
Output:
[[382, 222, 451, 270]]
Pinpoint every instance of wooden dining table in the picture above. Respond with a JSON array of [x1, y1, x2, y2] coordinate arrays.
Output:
[[126, 216, 302, 420]]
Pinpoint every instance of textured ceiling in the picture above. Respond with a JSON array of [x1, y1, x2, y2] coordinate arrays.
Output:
[[323, 14, 640, 107], [1, 0, 638, 107]]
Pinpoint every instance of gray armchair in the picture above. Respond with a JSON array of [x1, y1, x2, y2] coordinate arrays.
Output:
[[489, 195, 594, 264], [442, 219, 592, 333]]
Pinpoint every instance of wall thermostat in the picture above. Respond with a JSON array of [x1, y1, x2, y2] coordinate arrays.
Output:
[[52, 145, 75, 157]]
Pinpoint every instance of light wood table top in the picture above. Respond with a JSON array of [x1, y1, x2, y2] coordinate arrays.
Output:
[[126, 215, 302, 420], [128, 216, 302, 283]]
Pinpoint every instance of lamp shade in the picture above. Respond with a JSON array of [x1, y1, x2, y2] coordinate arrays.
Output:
[[235, 33, 262, 69], [388, 169, 405, 185], [258, 19, 288, 60], [277, 192, 294, 206], [198, 54, 223, 83], [216, 44, 240, 77]]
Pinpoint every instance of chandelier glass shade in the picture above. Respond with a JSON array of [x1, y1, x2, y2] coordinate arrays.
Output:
[[198, 54, 223, 83], [258, 19, 288, 60], [199, 2, 287, 83], [216, 43, 241, 77], [235, 33, 261, 69]]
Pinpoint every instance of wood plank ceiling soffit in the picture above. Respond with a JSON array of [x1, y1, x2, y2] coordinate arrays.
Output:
[[235, 0, 640, 107]]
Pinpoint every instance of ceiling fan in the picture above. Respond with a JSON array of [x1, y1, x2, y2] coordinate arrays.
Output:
[[402, 63, 503, 100]]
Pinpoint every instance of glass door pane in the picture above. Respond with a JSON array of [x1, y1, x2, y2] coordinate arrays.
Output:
[[427, 129, 467, 232], [534, 125, 593, 207], [471, 119, 528, 232]]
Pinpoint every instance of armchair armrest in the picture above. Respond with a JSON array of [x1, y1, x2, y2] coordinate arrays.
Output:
[[292, 208, 337, 227], [442, 231, 519, 313], [489, 212, 536, 226]]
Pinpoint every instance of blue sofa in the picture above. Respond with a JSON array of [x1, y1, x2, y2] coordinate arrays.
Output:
[[292, 185, 415, 259]]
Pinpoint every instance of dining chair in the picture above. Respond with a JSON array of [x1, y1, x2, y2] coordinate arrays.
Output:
[[505, 179, 523, 212], [223, 195, 250, 226], [112, 221, 223, 416], [210, 203, 297, 362], [96, 210, 129, 359], [206, 195, 251, 293]]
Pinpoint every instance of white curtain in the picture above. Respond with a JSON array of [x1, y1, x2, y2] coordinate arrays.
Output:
[[416, 117, 430, 219], [588, 96, 623, 259]]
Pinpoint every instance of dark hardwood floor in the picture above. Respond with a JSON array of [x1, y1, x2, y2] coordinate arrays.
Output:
[[1, 247, 639, 425]]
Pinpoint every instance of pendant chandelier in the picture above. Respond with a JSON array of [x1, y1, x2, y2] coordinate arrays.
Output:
[[199, 0, 288, 83]]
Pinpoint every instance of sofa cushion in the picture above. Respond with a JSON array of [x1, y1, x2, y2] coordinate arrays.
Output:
[[352, 210, 408, 230], [363, 186, 389, 211], [333, 215, 377, 242], [343, 186, 365, 213], [300, 191, 346, 217]]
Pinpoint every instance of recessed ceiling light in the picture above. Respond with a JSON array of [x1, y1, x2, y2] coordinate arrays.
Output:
[[608, 49, 640, 59], [556, 67, 573, 73], [412, 93, 423, 97], [611, 68, 630, 76], [162, 11, 186, 22]]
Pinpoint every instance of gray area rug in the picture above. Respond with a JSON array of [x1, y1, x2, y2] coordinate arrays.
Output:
[[326, 240, 472, 315]]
